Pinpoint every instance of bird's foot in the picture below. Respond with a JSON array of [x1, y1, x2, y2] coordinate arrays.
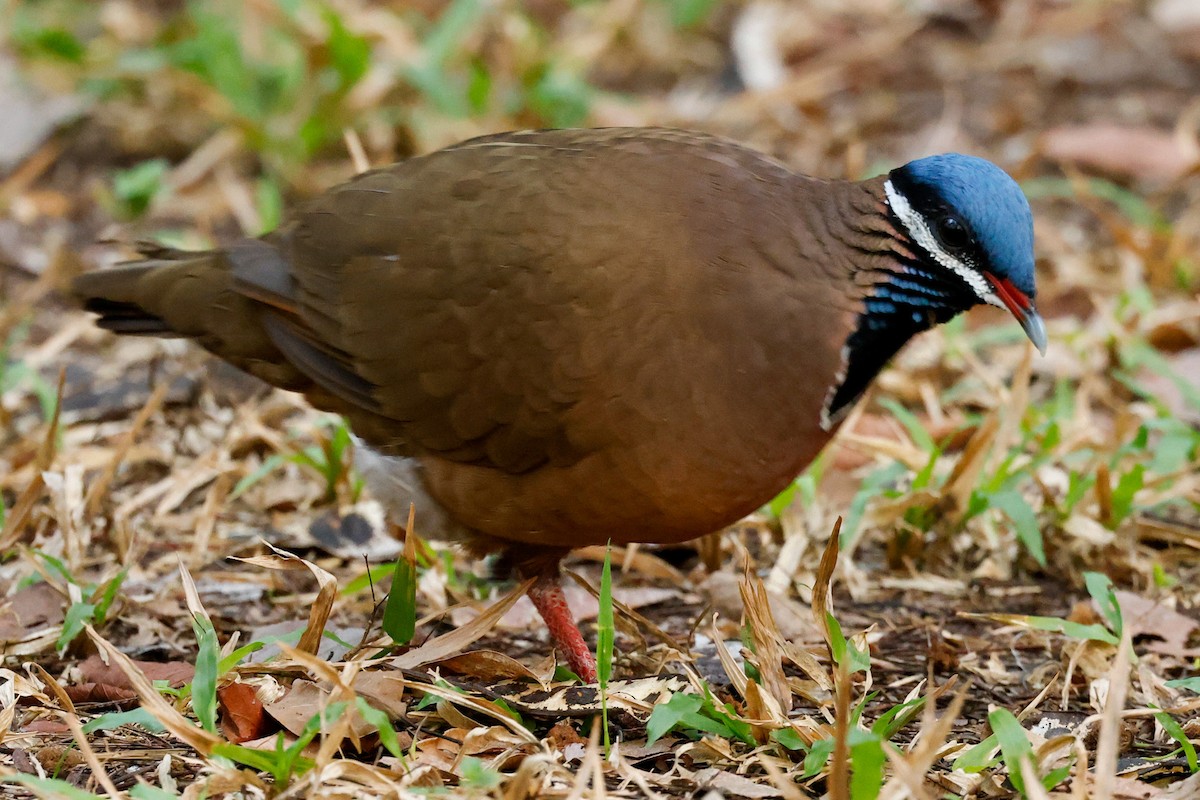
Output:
[[527, 573, 598, 683]]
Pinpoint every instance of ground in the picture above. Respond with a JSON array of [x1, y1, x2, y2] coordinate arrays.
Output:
[[1, 1, 1200, 798]]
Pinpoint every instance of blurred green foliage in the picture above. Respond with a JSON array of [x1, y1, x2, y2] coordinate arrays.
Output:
[[6, 0, 625, 184]]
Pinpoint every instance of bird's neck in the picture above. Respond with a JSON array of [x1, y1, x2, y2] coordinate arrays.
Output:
[[817, 177, 976, 427]]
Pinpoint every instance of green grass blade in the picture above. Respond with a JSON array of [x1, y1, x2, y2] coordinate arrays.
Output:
[[597, 541, 615, 753], [190, 612, 220, 734]]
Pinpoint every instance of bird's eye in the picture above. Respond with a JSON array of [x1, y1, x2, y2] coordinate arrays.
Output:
[[933, 214, 971, 252]]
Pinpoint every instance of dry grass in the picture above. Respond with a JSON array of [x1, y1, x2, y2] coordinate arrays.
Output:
[[1, 1, 1199, 797]]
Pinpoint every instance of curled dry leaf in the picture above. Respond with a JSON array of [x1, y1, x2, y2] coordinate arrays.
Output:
[[218, 681, 269, 743], [392, 577, 533, 669], [428, 649, 550, 685], [84, 626, 222, 755], [235, 542, 337, 655], [700, 571, 822, 643], [739, 567, 792, 715]]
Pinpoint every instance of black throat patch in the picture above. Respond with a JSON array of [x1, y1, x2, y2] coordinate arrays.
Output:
[[821, 257, 976, 428]]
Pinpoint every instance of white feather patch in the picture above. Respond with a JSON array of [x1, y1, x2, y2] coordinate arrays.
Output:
[[882, 180, 1004, 309]]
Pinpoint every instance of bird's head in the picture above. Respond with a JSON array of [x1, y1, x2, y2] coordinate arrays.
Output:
[[883, 153, 1045, 354], [822, 153, 1044, 428]]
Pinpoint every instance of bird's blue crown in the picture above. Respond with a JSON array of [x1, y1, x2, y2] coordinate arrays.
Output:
[[892, 153, 1036, 299]]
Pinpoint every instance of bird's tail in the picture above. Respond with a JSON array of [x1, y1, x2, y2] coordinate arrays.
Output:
[[72, 245, 218, 337], [71, 242, 308, 391]]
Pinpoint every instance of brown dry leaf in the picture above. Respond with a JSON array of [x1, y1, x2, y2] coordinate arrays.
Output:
[[940, 411, 1000, 519], [547, 719, 587, 751], [84, 380, 169, 516], [428, 650, 549, 684], [455, 724, 535, 758], [20, 743, 86, 774], [403, 679, 538, 743], [391, 577, 533, 669], [77, 653, 194, 689], [739, 566, 791, 715], [0, 581, 64, 643], [218, 681, 269, 743], [18, 719, 70, 734], [691, 767, 782, 798], [263, 679, 374, 742], [710, 622, 748, 699], [881, 681, 970, 798], [85, 626, 222, 755], [63, 682, 136, 704], [700, 571, 822, 643], [409, 734, 461, 774], [1040, 124, 1198, 182], [742, 678, 785, 744], [0, 374, 64, 551], [348, 671, 409, 719], [830, 413, 906, 471], [836, 429, 928, 471], [1113, 590, 1200, 657], [236, 542, 337, 654], [812, 518, 842, 647]]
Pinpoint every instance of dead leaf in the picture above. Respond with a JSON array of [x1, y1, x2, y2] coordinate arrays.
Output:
[[428, 650, 548, 684], [263, 680, 374, 742], [391, 578, 533, 669], [700, 572, 821, 643], [219, 682, 270, 743], [1041, 124, 1199, 182], [19, 719, 71, 734], [0, 582, 64, 643], [740, 567, 791, 715], [349, 671, 410, 720], [63, 683, 136, 704], [236, 542, 337, 655], [85, 627, 222, 755], [1112, 591, 1200, 657], [547, 719, 587, 750], [692, 767, 782, 798], [77, 653, 194, 688]]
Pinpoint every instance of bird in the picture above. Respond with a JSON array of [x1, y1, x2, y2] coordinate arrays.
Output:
[[73, 127, 1045, 682]]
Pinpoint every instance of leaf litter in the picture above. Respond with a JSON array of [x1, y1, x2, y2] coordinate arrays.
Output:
[[1, 0, 1200, 797]]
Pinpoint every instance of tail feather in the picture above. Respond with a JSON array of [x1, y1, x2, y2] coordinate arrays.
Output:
[[73, 264, 178, 336], [71, 248, 306, 391], [73, 239, 388, 424]]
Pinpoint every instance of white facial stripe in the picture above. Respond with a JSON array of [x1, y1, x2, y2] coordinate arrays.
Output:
[[883, 179, 1004, 309]]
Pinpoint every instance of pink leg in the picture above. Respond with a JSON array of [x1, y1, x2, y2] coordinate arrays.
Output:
[[527, 573, 598, 683]]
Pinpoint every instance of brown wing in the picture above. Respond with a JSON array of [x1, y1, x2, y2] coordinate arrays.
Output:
[[232, 130, 758, 472], [237, 128, 852, 491]]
